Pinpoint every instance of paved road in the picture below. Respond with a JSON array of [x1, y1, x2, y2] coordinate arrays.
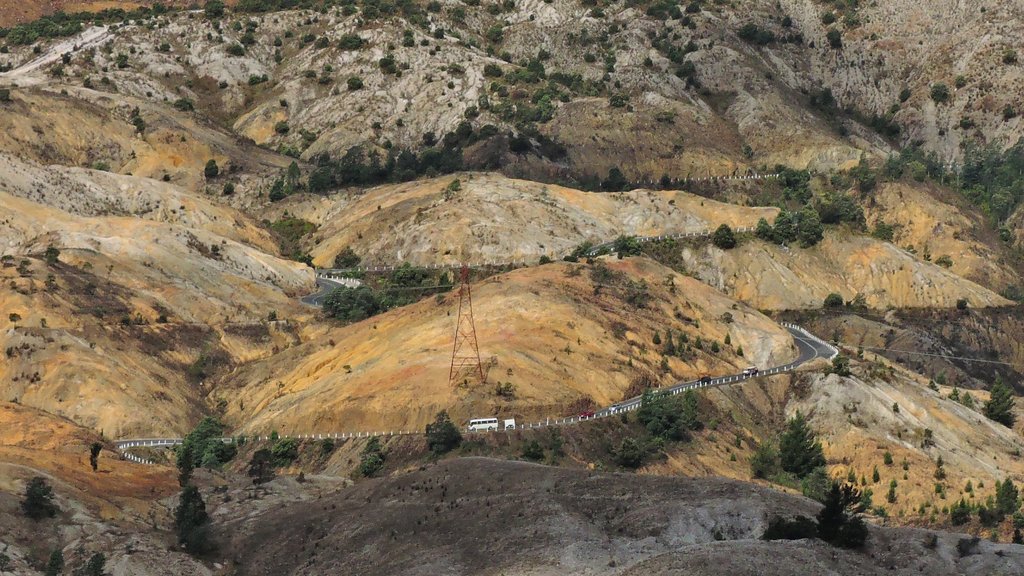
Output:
[[300, 275, 362, 307]]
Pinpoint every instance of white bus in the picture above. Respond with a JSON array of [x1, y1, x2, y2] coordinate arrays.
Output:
[[468, 417, 499, 432]]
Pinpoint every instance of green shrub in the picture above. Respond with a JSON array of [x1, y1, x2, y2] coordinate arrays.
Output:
[[930, 83, 950, 104], [270, 437, 299, 466], [712, 224, 737, 249]]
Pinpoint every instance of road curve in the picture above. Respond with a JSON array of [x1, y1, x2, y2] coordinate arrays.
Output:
[[300, 275, 361, 307]]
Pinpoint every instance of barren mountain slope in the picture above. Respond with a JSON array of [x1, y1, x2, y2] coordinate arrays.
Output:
[[289, 172, 779, 266], [862, 180, 1021, 295], [0, 152, 280, 253], [0, 160, 316, 435], [680, 230, 1011, 310], [225, 457, 1024, 576], [216, 257, 795, 434], [0, 85, 294, 193], [275, 172, 1012, 310]]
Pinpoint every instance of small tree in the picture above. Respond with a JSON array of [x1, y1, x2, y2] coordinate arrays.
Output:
[[817, 482, 868, 548], [773, 209, 797, 244], [779, 412, 826, 478], [45, 549, 64, 576], [44, 245, 60, 265], [204, 0, 225, 18], [830, 354, 852, 377], [751, 441, 779, 479], [333, 247, 361, 269], [797, 205, 824, 247], [983, 376, 1016, 427], [247, 449, 275, 486], [996, 478, 1020, 517], [755, 217, 774, 241], [711, 224, 737, 249], [601, 167, 628, 192], [823, 293, 844, 308], [21, 476, 59, 520], [204, 159, 219, 179], [425, 411, 462, 455], [359, 437, 386, 477], [74, 553, 107, 576], [89, 442, 102, 472], [886, 479, 897, 503], [174, 486, 211, 554]]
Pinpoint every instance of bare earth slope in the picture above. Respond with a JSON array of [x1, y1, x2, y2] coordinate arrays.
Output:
[[0, 156, 314, 436], [226, 457, 1024, 576], [680, 230, 1011, 310], [293, 172, 779, 267]]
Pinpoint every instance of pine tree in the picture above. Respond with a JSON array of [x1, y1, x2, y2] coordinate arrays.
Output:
[[203, 159, 219, 179], [755, 217, 774, 241], [44, 549, 64, 576], [75, 553, 107, 576], [984, 376, 1016, 427], [89, 442, 102, 472], [872, 466, 880, 483], [175, 486, 211, 554], [996, 478, 1019, 516], [679, 390, 702, 431], [750, 441, 779, 479], [816, 482, 868, 548], [247, 449, 275, 486], [779, 412, 826, 478], [773, 209, 797, 244], [21, 476, 58, 520], [426, 411, 462, 455], [797, 205, 824, 247]]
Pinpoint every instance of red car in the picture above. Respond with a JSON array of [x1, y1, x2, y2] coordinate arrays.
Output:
[[579, 410, 595, 419]]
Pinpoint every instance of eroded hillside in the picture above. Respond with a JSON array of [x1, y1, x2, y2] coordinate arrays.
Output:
[[217, 257, 795, 433]]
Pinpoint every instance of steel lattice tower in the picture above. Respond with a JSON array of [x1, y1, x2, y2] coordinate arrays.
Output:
[[448, 265, 485, 387]]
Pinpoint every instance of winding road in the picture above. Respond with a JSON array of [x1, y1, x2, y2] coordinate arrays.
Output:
[[114, 320, 837, 461]]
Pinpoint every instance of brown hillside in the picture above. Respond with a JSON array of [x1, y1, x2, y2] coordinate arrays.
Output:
[[216, 257, 796, 435]]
